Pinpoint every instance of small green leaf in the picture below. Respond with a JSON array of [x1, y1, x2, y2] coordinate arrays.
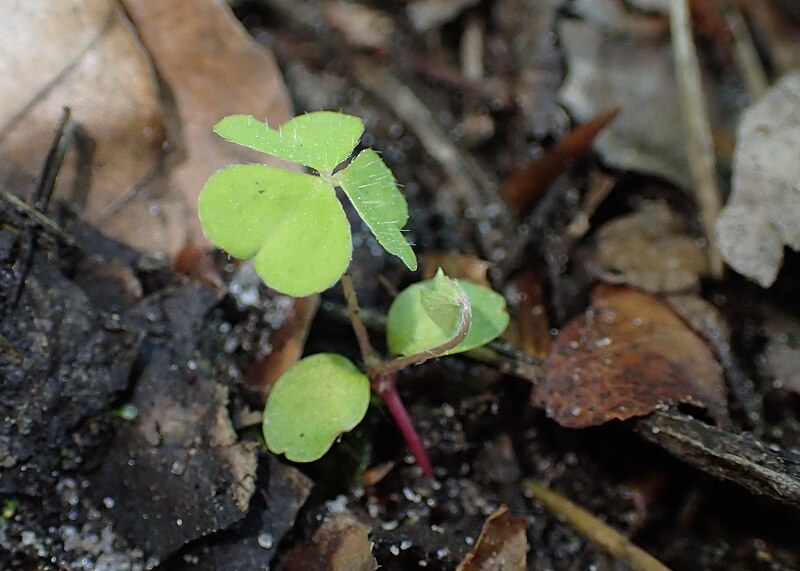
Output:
[[213, 112, 364, 175], [419, 269, 466, 334], [334, 149, 417, 270], [198, 164, 351, 296], [387, 273, 510, 357], [263, 353, 371, 462]]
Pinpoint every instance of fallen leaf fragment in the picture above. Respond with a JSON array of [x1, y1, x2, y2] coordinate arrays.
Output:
[[121, 0, 295, 250], [0, 0, 166, 249], [456, 505, 527, 571], [503, 105, 619, 217], [420, 251, 492, 287], [534, 285, 727, 428], [558, 15, 691, 187], [716, 71, 800, 287], [590, 200, 709, 293], [1, 0, 295, 257], [283, 512, 377, 571]]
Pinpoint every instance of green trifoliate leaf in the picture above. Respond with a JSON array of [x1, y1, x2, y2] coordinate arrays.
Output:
[[198, 164, 351, 297], [213, 112, 364, 176], [263, 353, 371, 462], [387, 271, 510, 357], [334, 149, 417, 271]]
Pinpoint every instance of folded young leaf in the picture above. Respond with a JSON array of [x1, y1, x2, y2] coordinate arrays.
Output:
[[263, 353, 370, 462], [198, 164, 351, 296], [213, 112, 364, 176], [387, 270, 508, 357], [335, 149, 417, 271]]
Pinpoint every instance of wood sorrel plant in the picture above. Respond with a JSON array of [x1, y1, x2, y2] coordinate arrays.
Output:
[[199, 112, 509, 477]]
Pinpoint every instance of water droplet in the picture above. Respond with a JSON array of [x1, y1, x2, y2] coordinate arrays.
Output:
[[170, 461, 185, 476], [258, 533, 274, 549]]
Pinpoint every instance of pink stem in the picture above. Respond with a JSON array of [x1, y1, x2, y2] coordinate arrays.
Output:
[[372, 372, 434, 478]]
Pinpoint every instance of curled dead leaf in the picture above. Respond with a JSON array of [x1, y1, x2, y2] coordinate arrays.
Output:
[[533, 285, 728, 428]]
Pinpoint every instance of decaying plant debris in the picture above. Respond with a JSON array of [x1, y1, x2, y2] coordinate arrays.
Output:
[[3, 0, 800, 570]]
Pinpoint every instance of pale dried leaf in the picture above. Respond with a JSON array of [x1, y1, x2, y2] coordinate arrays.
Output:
[[0, 0, 168, 250], [716, 71, 800, 287], [558, 16, 692, 187], [122, 0, 295, 250], [0, 0, 294, 257]]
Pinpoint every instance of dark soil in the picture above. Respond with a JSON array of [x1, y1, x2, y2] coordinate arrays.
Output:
[[3, 1, 800, 570]]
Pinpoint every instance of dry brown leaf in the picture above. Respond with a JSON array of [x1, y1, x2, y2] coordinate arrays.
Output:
[[283, 512, 378, 571], [121, 0, 295, 250], [716, 71, 800, 288], [0, 0, 167, 249], [456, 505, 527, 571], [590, 201, 709, 293], [243, 294, 320, 403], [420, 251, 492, 286], [533, 285, 727, 428], [506, 268, 552, 360], [0, 0, 294, 257]]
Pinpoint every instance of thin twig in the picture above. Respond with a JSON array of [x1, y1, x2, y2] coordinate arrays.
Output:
[[31, 108, 74, 213], [524, 480, 674, 571], [0, 190, 76, 247], [460, 13, 484, 82], [341, 273, 381, 371], [670, 0, 724, 278], [725, 4, 768, 101]]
